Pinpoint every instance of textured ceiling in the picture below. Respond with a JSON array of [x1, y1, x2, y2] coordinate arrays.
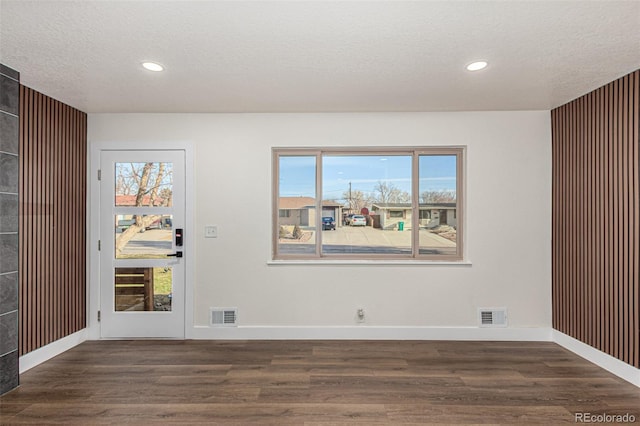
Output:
[[1, 0, 639, 113]]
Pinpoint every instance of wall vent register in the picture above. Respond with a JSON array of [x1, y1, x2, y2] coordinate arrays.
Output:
[[478, 308, 507, 327], [210, 308, 238, 327]]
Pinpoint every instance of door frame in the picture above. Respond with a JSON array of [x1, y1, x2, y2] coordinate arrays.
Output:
[[88, 140, 195, 340]]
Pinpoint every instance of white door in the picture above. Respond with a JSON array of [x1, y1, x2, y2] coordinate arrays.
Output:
[[100, 150, 185, 338]]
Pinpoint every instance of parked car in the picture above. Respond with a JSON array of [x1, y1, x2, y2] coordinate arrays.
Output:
[[144, 218, 162, 231], [344, 214, 355, 225], [162, 217, 172, 229], [350, 215, 366, 226], [322, 217, 336, 230], [116, 219, 135, 233]]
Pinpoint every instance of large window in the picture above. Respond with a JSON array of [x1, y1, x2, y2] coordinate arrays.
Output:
[[273, 147, 463, 261]]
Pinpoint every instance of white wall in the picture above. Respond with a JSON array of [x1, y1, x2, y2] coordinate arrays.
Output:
[[88, 112, 552, 335]]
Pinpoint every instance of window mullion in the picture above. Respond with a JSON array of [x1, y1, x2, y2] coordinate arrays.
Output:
[[411, 151, 419, 258], [272, 151, 280, 259], [456, 150, 464, 259], [316, 152, 323, 258]]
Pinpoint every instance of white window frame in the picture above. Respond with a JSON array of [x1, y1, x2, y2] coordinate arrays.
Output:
[[272, 147, 464, 261]]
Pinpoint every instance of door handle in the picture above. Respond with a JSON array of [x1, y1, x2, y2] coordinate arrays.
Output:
[[167, 251, 183, 258]]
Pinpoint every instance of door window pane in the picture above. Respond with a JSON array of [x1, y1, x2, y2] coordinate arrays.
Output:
[[419, 155, 457, 256], [114, 267, 172, 311], [115, 162, 173, 207], [322, 155, 412, 255], [115, 215, 173, 259], [277, 156, 317, 255]]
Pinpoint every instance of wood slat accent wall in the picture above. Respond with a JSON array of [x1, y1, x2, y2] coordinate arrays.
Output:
[[19, 86, 87, 355], [552, 69, 639, 368]]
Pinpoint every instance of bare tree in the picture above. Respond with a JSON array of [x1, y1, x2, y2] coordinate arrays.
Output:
[[148, 162, 166, 206], [420, 190, 456, 204], [342, 189, 373, 213], [134, 163, 154, 208], [115, 163, 140, 196], [159, 187, 172, 207], [372, 181, 410, 204]]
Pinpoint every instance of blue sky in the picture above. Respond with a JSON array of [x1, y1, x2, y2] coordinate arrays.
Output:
[[323, 155, 411, 199], [279, 155, 456, 201]]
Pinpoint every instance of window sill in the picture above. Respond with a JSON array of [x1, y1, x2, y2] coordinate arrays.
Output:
[[267, 259, 472, 266]]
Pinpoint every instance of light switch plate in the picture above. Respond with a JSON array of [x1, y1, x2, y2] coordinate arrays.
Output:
[[204, 225, 217, 238]]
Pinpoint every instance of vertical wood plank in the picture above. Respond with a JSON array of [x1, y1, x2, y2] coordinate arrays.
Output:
[[583, 93, 595, 346], [608, 80, 614, 357], [631, 71, 640, 368], [599, 84, 604, 354], [624, 73, 631, 364], [36, 90, 42, 350]]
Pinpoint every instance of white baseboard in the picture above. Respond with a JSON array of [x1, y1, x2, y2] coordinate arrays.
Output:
[[552, 330, 640, 388], [19, 329, 88, 373], [189, 325, 553, 341]]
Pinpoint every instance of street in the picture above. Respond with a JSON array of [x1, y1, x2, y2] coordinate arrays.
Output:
[[279, 225, 456, 255], [119, 229, 173, 257]]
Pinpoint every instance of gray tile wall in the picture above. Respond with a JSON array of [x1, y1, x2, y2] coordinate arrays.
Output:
[[0, 63, 19, 395]]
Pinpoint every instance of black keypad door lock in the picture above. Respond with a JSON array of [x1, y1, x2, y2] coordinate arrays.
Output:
[[175, 228, 183, 246]]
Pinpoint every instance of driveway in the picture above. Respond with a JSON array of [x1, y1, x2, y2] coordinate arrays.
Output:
[[119, 229, 173, 257], [279, 225, 456, 255]]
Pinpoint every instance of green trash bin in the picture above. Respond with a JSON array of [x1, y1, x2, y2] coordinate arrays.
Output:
[[398, 221, 404, 231]]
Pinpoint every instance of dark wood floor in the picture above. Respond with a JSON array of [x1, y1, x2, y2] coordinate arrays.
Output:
[[1, 340, 639, 424]]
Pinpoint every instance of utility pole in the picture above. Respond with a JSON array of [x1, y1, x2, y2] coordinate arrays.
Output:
[[349, 181, 352, 212]]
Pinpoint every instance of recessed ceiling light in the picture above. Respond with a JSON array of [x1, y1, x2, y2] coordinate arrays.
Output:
[[466, 61, 488, 71], [142, 62, 164, 72]]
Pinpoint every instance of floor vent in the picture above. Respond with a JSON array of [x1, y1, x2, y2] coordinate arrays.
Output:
[[210, 308, 238, 327], [478, 308, 507, 327]]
